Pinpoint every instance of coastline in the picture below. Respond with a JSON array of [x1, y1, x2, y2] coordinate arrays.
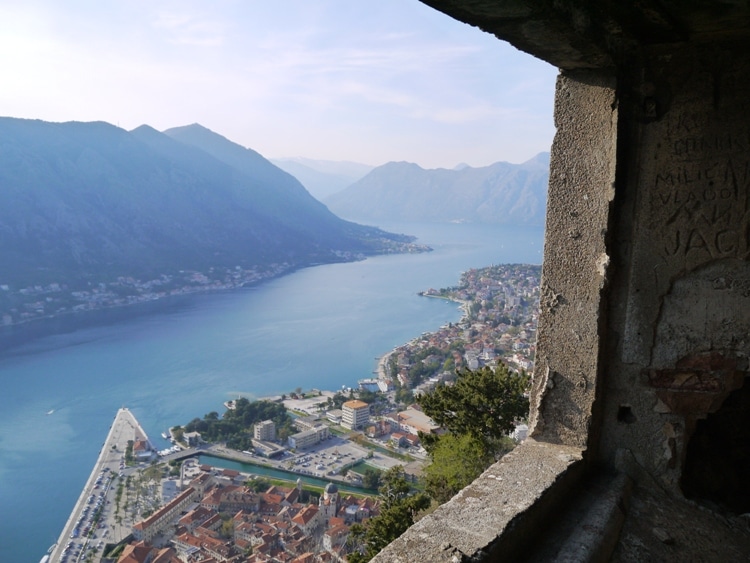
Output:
[[1, 240, 430, 332], [375, 292, 469, 380], [419, 292, 470, 316], [50, 408, 148, 563], [49, 409, 377, 560], [47, 263, 540, 561], [0, 265, 299, 332]]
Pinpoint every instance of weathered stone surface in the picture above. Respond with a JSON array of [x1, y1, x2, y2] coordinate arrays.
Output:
[[388, 3, 750, 561], [419, 1, 750, 70], [600, 44, 750, 493], [371, 441, 583, 562], [612, 483, 750, 562], [530, 70, 617, 449]]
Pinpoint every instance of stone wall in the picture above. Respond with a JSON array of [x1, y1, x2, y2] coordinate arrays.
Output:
[[374, 2, 750, 560], [599, 43, 750, 496], [530, 70, 617, 450]]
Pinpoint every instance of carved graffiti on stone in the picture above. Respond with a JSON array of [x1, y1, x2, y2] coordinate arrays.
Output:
[[651, 128, 750, 262]]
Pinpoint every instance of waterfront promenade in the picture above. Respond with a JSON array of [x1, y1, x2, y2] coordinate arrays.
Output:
[[50, 408, 148, 562]]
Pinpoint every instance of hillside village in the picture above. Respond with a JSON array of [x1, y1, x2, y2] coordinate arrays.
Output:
[[0, 265, 294, 326], [379, 264, 540, 397], [1, 231, 431, 327]]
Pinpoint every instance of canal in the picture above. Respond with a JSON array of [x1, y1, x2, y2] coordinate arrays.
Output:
[[197, 455, 378, 495]]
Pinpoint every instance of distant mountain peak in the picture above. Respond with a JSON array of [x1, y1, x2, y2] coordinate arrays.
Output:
[[0, 117, 418, 293], [129, 124, 164, 139], [325, 153, 549, 226], [270, 158, 375, 201], [170, 122, 209, 131], [163, 123, 233, 144], [382, 161, 424, 171], [523, 151, 551, 167]]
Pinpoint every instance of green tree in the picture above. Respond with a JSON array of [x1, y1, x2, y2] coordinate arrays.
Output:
[[171, 426, 184, 443], [219, 517, 234, 538], [417, 365, 529, 506], [357, 388, 381, 404], [347, 466, 430, 562], [470, 300, 482, 316], [394, 387, 413, 406], [378, 466, 411, 509], [417, 365, 529, 449], [331, 391, 347, 409], [246, 477, 271, 492], [422, 433, 495, 503], [362, 467, 382, 490], [442, 357, 455, 373]]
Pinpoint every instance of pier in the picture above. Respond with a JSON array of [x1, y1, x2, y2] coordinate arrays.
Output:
[[50, 408, 148, 562]]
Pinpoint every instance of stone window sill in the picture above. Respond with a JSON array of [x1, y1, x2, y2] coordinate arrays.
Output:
[[372, 439, 585, 562]]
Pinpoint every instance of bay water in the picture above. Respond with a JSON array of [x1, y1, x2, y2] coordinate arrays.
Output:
[[0, 221, 543, 562]]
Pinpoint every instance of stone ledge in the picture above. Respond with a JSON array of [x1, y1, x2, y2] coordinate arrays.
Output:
[[371, 440, 585, 562], [545, 472, 632, 562]]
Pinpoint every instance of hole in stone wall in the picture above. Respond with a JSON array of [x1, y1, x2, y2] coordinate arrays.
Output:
[[680, 377, 750, 514], [617, 405, 636, 424]]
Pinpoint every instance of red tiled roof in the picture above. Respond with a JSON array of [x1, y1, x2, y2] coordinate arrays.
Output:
[[117, 544, 152, 563], [133, 487, 195, 531], [291, 505, 318, 525], [325, 523, 349, 538], [328, 516, 345, 528], [150, 547, 177, 563]]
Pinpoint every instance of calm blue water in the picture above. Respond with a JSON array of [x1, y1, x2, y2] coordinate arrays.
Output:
[[0, 222, 543, 562]]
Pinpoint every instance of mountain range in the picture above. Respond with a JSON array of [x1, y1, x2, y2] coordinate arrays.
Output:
[[324, 154, 549, 226], [270, 157, 374, 200], [0, 118, 417, 290]]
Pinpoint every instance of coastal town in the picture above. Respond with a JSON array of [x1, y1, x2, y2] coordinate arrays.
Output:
[[1, 265, 297, 326], [48, 264, 540, 563], [389, 263, 540, 393], [1, 234, 431, 327]]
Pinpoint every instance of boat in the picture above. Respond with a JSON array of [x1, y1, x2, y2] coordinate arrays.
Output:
[[39, 543, 55, 563], [46, 409, 55, 415], [161, 431, 169, 440]]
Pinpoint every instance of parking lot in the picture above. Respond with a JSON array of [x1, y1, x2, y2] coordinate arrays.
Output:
[[51, 408, 146, 563]]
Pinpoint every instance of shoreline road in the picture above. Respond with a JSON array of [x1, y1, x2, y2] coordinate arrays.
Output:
[[50, 408, 148, 563]]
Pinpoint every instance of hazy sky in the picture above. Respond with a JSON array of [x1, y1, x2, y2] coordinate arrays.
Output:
[[0, 0, 557, 169]]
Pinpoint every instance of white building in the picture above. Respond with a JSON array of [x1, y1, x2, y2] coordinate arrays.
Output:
[[377, 379, 394, 392], [326, 409, 343, 424], [132, 487, 198, 542], [288, 425, 329, 450], [342, 400, 370, 430], [254, 420, 276, 441]]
